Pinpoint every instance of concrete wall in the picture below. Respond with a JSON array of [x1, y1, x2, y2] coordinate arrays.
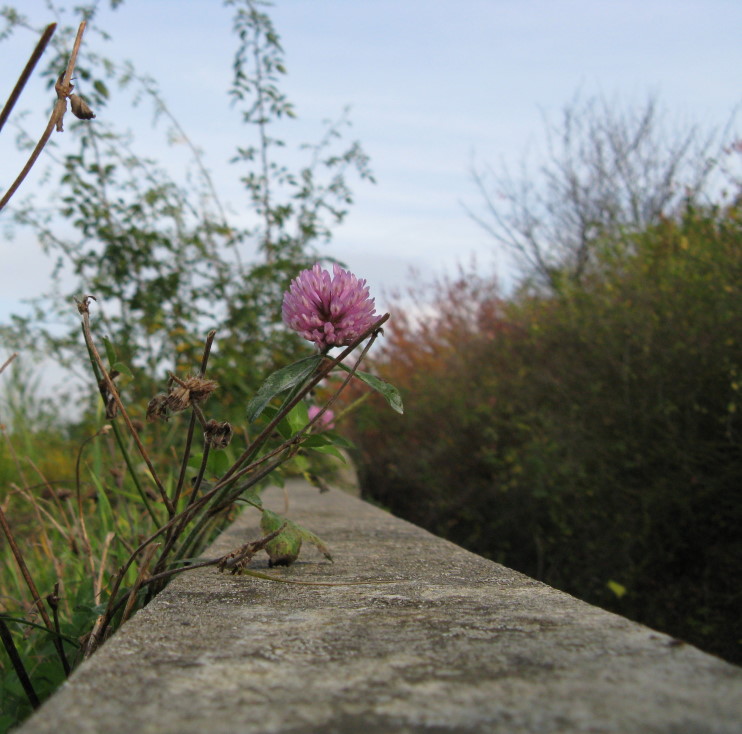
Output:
[[16, 480, 742, 733]]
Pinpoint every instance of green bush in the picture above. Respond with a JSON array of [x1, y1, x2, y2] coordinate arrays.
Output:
[[350, 201, 742, 663]]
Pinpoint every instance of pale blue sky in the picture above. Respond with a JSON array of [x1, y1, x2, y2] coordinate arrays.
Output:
[[2, 0, 741, 319]]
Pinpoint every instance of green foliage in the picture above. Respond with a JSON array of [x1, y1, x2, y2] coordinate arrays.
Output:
[[260, 508, 332, 567], [350, 200, 742, 663], [337, 365, 404, 415], [247, 355, 323, 422], [0, 3, 382, 729], [1, 0, 374, 412]]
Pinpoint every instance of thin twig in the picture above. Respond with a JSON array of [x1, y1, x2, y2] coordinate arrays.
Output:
[[0, 21, 88, 213], [0, 617, 40, 709], [46, 583, 71, 675], [77, 297, 174, 516], [0, 353, 18, 375], [172, 330, 217, 509], [0, 23, 56, 133]]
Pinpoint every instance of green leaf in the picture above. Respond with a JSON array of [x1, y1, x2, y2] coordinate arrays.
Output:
[[607, 580, 627, 598], [93, 79, 109, 99], [102, 336, 117, 367], [324, 431, 355, 449], [237, 487, 263, 508], [338, 366, 403, 414], [188, 451, 233, 477], [301, 433, 332, 448], [208, 451, 233, 476], [301, 434, 346, 462], [111, 360, 133, 378], [286, 402, 309, 435], [260, 509, 302, 566], [247, 355, 322, 422], [260, 509, 332, 566], [295, 523, 333, 563], [276, 416, 292, 439], [307, 444, 346, 462]]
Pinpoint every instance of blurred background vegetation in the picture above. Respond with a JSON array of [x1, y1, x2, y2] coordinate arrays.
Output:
[[347, 134, 742, 663]]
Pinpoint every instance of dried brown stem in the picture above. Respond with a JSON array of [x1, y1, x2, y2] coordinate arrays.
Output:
[[172, 330, 217, 509], [77, 296, 175, 516], [0, 353, 18, 375], [0, 23, 56, 133], [0, 617, 40, 709], [46, 584, 71, 675], [0, 21, 88, 213]]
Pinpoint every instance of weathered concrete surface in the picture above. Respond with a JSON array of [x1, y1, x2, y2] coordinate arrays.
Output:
[[17, 480, 742, 734]]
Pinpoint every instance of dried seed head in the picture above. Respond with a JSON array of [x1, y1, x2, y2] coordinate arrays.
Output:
[[69, 93, 95, 120], [146, 394, 170, 423], [167, 375, 219, 412], [97, 370, 120, 419], [164, 385, 192, 414], [204, 420, 233, 450], [148, 375, 219, 422]]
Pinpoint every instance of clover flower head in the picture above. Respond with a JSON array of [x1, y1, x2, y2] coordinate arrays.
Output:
[[282, 263, 377, 350]]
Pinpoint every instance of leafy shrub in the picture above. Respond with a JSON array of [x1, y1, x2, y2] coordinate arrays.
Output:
[[349, 200, 742, 663]]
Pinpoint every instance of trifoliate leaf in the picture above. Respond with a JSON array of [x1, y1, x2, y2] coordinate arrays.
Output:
[[337, 366, 403, 414], [247, 355, 322, 422]]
